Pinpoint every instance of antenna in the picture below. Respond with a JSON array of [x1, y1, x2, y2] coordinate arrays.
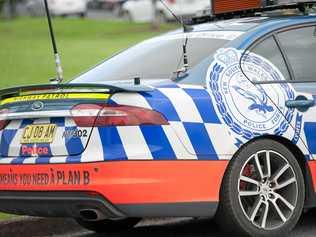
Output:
[[158, 0, 192, 74], [158, 0, 193, 32], [43, 0, 63, 84]]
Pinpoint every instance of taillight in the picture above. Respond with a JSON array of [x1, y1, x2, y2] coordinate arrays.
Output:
[[0, 109, 9, 131], [167, 0, 176, 4], [71, 104, 168, 127], [71, 104, 103, 127], [96, 105, 168, 126]]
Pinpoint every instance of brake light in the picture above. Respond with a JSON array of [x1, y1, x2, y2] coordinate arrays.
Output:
[[71, 104, 103, 127], [0, 109, 9, 131], [167, 0, 176, 4], [71, 104, 168, 127]]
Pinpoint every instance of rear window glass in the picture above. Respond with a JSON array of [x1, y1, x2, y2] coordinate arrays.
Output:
[[72, 32, 231, 83]]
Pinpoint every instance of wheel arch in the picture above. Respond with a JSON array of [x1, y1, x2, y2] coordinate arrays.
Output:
[[222, 135, 316, 208]]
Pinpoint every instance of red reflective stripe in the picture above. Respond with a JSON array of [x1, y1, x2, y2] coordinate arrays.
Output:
[[308, 161, 316, 191], [0, 161, 228, 204]]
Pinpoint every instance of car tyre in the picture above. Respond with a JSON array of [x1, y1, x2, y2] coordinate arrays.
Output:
[[76, 218, 141, 233], [216, 139, 305, 237]]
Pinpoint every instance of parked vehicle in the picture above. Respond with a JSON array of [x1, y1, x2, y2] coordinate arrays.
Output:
[[26, 0, 88, 17], [87, 0, 127, 11], [2, 1, 316, 237], [121, 0, 210, 22]]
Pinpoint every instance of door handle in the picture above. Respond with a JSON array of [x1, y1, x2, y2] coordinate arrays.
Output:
[[286, 96, 315, 112]]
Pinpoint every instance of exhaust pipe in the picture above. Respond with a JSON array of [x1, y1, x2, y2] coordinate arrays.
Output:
[[79, 209, 106, 221]]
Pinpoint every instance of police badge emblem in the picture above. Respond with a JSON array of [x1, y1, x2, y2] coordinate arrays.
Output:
[[207, 48, 296, 142]]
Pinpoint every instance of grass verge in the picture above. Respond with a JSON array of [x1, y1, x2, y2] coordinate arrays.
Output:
[[0, 17, 177, 88]]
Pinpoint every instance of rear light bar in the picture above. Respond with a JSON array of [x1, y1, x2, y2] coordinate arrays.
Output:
[[0, 109, 9, 131], [212, 0, 262, 15], [71, 104, 169, 127]]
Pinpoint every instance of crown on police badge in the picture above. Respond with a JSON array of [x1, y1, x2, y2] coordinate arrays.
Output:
[[215, 48, 240, 66]]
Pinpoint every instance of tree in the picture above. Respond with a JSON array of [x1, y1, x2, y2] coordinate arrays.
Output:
[[151, 0, 159, 30], [1, 0, 19, 19], [8, 0, 17, 18], [0, 0, 5, 16]]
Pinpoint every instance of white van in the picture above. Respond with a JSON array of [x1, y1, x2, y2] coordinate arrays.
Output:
[[121, 0, 211, 22], [27, 0, 88, 17]]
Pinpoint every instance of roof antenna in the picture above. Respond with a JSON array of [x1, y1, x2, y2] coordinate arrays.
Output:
[[158, 0, 193, 33], [159, 0, 193, 74], [44, 0, 63, 84]]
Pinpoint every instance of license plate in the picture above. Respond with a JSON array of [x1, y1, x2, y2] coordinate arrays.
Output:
[[21, 124, 57, 144]]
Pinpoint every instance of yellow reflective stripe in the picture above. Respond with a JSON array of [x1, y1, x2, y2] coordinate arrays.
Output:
[[0, 93, 110, 105]]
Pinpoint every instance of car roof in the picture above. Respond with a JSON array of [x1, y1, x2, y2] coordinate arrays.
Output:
[[192, 15, 316, 32], [172, 15, 316, 85], [191, 17, 273, 32], [184, 15, 316, 49]]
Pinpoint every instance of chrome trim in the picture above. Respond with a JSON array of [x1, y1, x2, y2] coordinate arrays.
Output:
[[2, 110, 72, 120], [20, 88, 110, 95]]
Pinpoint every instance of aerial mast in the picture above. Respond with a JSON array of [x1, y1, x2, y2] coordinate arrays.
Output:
[[43, 0, 64, 84]]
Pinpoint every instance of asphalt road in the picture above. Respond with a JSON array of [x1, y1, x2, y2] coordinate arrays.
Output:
[[2, 209, 315, 237], [57, 211, 316, 237]]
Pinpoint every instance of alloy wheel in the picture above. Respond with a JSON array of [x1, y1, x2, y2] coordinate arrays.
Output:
[[238, 150, 298, 230]]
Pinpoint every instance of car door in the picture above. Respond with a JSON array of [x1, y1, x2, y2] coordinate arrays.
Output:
[[276, 25, 316, 157], [242, 25, 316, 159]]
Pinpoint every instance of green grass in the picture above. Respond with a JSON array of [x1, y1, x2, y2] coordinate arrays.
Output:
[[0, 17, 177, 89], [0, 212, 15, 221]]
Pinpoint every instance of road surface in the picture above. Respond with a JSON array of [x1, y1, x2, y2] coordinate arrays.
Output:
[[2, 209, 316, 237]]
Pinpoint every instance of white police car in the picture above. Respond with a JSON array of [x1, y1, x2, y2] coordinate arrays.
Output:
[[0, 2, 316, 237]]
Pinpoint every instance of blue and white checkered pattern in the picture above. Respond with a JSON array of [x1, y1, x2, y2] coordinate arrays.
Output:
[[293, 94, 316, 160], [0, 117, 91, 164], [106, 84, 239, 161], [0, 83, 314, 164], [0, 84, 238, 164]]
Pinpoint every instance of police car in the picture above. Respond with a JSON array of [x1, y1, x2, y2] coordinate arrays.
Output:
[[1, 2, 316, 236]]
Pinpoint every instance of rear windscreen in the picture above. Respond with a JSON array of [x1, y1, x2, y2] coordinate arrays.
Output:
[[71, 32, 235, 83]]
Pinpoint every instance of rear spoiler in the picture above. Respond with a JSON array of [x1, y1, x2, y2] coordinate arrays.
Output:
[[0, 83, 154, 100]]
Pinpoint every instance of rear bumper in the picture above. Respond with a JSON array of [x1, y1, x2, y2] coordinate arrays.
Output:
[[0, 191, 124, 220], [0, 161, 228, 218], [0, 191, 218, 219]]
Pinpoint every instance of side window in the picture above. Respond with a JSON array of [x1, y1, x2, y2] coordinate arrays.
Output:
[[277, 26, 316, 82], [249, 36, 291, 81]]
